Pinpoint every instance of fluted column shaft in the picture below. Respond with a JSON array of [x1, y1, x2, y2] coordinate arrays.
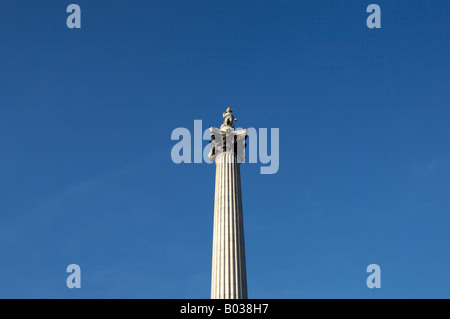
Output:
[[211, 152, 247, 299]]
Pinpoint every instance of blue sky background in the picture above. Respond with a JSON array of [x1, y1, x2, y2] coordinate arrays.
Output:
[[1, 1, 449, 298]]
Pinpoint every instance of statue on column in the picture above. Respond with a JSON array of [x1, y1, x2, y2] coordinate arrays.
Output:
[[222, 107, 237, 128]]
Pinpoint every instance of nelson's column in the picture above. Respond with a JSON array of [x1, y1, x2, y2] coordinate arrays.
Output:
[[208, 108, 248, 299]]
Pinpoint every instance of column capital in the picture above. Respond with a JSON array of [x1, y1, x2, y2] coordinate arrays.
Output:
[[208, 127, 247, 163]]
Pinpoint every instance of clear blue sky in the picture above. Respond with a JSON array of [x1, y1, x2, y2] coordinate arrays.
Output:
[[1, 1, 449, 298]]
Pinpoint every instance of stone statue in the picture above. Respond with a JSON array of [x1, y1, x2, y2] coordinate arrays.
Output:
[[222, 107, 237, 128]]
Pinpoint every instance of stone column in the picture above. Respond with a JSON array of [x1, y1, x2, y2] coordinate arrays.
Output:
[[209, 124, 248, 299]]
